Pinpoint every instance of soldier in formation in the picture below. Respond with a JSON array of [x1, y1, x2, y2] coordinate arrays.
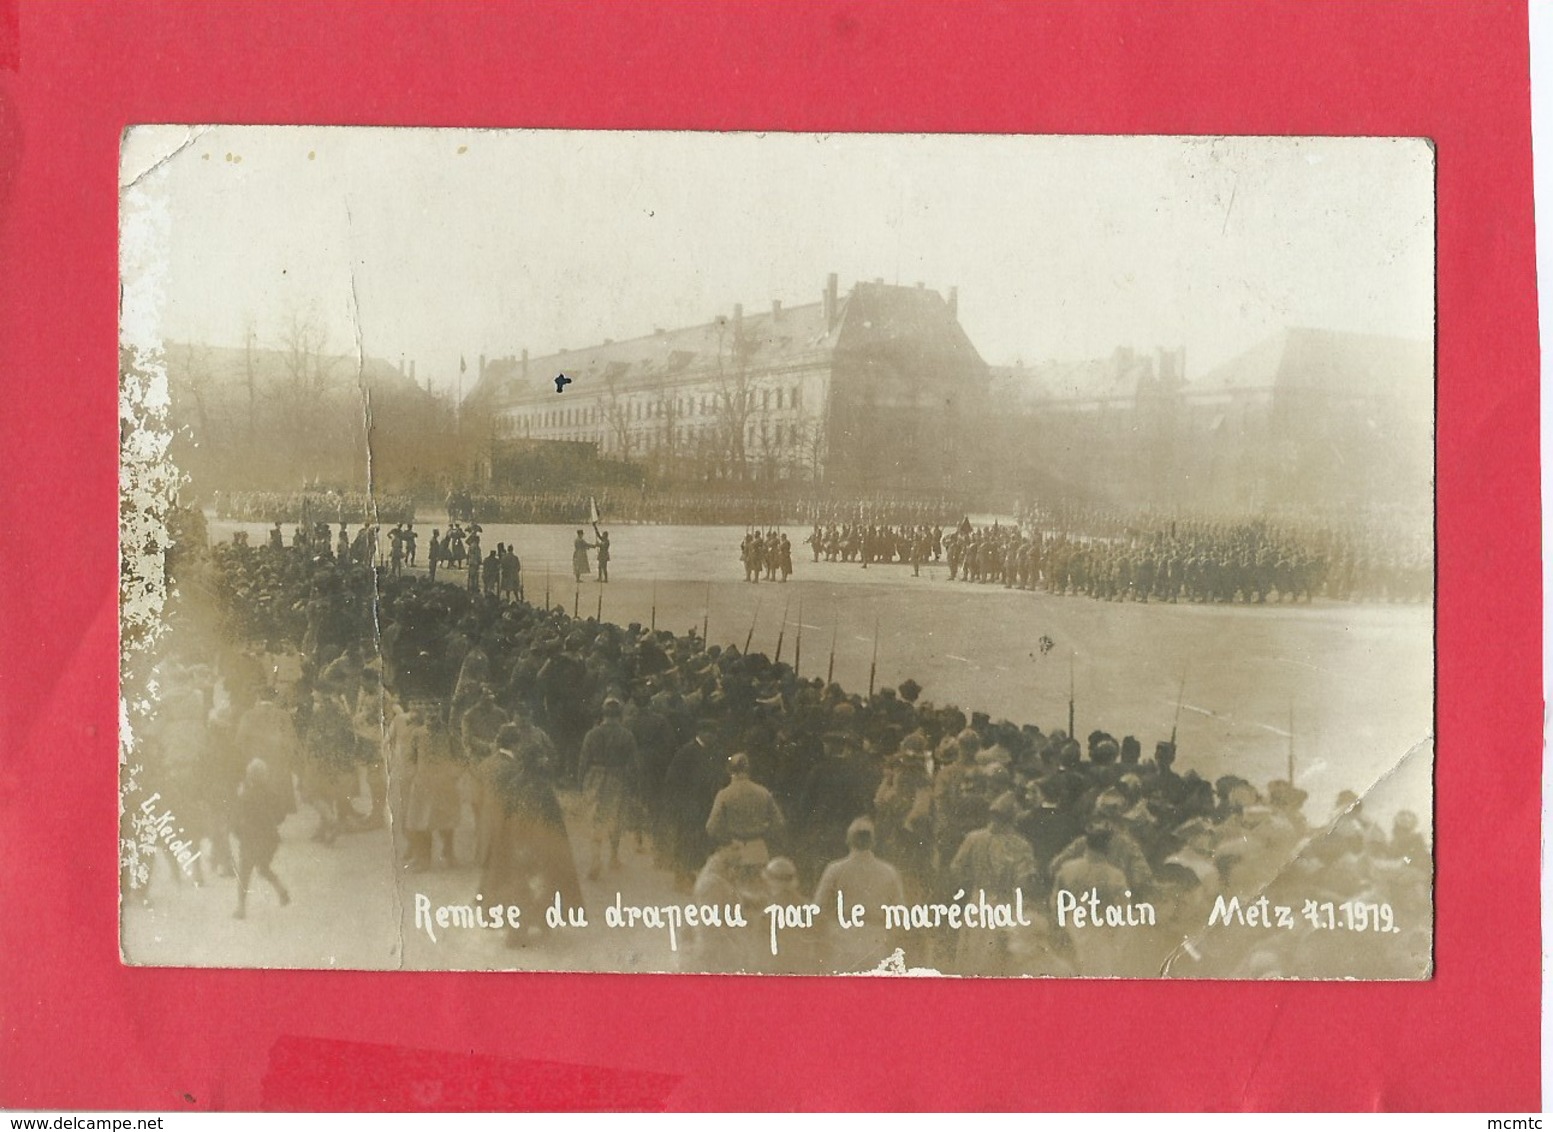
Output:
[[145, 531, 1429, 979]]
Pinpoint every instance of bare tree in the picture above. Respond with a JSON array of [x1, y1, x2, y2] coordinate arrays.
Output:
[[271, 308, 348, 484], [601, 372, 634, 461], [655, 389, 688, 477], [793, 413, 827, 484], [753, 406, 783, 482], [170, 341, 217, 443], [709, 318, 756, 481]]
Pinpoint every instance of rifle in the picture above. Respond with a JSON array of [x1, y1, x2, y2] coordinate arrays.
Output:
[[544, 564, 551, 611], [744, 596, 762, 654], [793, 597, 803, 676], [1170, 667, 1188, 747], [774, 595, 791, 665], [595, 588, 603, 623], [1287, 702, 1296, 784], [702, 583, 710, 646], [573, 585, 579, 619], [1067, 651, 1076, 738], [650, 582, 657, 633], [826, 620, 838, 685], [868, 615, 880, 698]]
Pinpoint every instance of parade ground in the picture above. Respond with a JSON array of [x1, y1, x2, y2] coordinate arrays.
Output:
[[212, 519, 1434, 830], [126, 518, 1431, 973]]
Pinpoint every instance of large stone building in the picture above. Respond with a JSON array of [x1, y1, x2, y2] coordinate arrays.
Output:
[[1182, 326, 1432, 515], [463, 280, 1429, 517], [463, 275, 991, 495], [991, 328, 1432, 516]]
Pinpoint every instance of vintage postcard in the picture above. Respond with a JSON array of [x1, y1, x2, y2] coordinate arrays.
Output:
[[118, 128, 1433, 977]]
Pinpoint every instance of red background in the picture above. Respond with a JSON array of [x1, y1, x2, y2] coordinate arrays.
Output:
[[0, 0, 1539, 1112]]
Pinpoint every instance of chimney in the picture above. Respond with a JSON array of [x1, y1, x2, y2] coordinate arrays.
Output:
[[823, 273, 838, 331], [772, 299, 782, 320], [398, 355, 405, 376], [873, 276, 884, 285], [733, 302, 744, 346], [520, 349, 528, 378], [479, 353, 487, 379], [409, 359, 416, 382], [947, 286, 959, 319]]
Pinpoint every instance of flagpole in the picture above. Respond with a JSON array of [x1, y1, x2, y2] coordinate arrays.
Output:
[[456, 355, 465, 437]]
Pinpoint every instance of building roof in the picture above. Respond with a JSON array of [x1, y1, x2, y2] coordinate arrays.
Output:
[[465, 279, 980, 407], [1192, 327, 1432, 400], [469, 298, 838, 407], [997, 346, 1176, 405], [833, 281, 983, 370]]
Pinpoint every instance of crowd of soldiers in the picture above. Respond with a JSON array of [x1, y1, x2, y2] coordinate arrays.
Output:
[[1026, 506, 1432, 601], [945, 517, 1428, 604], [941, 521, 1331, 603], [798, 498, 963, 530], [213, 490, 1427, 611], [794, 514, 1429, 605], [214, 490, 416, 526], [256, 519, 527, 600], [128, 528, 1429, 978], [272, 519, 387, 569], [436, 491, 797, 528], [739, 530, 794, 582], [223, 489, 964, 531], [803, 523, 945, 572], [790, 514, 1424, 606], [446, 491, 967, 529]]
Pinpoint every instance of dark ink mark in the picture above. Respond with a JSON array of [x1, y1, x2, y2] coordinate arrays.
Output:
[[182, 1093, 196, 1104], [554, 374, 571, 393]]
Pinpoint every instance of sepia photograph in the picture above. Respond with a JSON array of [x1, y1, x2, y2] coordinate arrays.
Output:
[[118, 127, 1434, 978]]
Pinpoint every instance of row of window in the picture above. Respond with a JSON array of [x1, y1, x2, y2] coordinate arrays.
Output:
[[508, 384, 804, 433], [504, 420, 811, 452], [516, 425, 812, 454], [610, 420, 809, 449]]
